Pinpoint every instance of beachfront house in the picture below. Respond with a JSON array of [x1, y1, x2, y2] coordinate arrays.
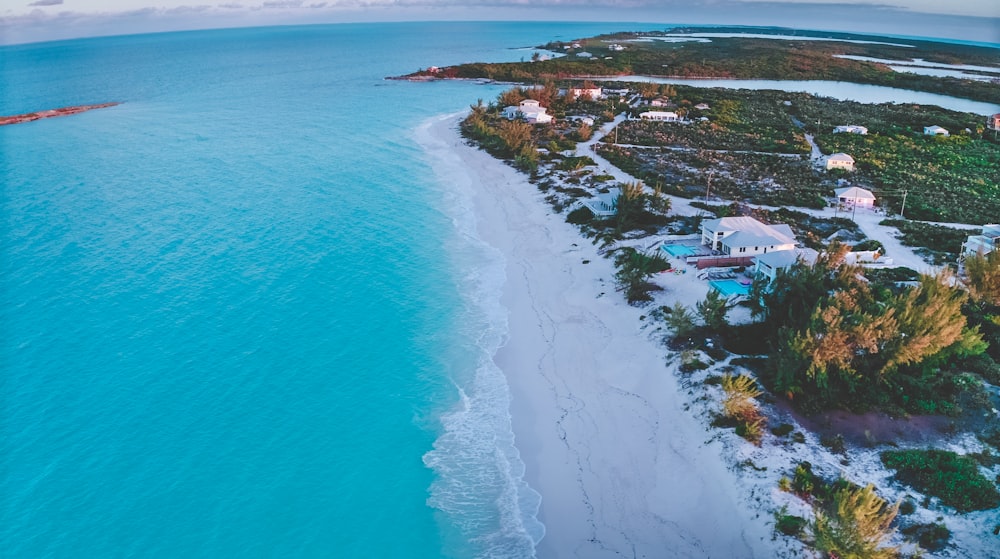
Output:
[[833, 125, 868, 135], [924, 125, 949, 136], [834, 186, 876, 208], [701, 216, 797, 257], [503, 99, 553, 124], [825, 153, 855, 171], [583, 189, 619, 217], [962, 224, 1000, 256], [639, 111, 680, 122]]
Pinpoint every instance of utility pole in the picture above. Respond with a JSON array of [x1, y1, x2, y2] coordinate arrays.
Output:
[[705, 170, 714, 203], [899, 189, 908, 219]]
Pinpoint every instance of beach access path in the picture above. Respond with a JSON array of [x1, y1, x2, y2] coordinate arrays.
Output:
[[418, 114, 779, 558]]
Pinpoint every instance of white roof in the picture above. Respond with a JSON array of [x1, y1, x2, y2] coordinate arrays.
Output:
[[641, 111, 678, 118], [519, 99, 541, 108], [703, 216, 796, 247], [924, 125, 948, 133], [835, 186, 876, 200], [756, 248, 818, 269], [827, 153, 855, 163]]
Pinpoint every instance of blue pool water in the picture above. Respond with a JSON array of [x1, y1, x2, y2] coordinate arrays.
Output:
[[709, 279, 752, 297], [662, 244, 698, 257]]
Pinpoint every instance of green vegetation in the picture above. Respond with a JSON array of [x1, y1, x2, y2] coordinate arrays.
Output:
[[881, 449, 1000, 512], [748, 243, 987, 413], [409, 27, 1000, 104], [663, 302, 697, 340], [816, 130, 1000, 224], [900, 522, 951, 552], [774, 508, 808, 537], [812, 483, 900, 559], [720, 373, 765, 445], [696, 289, 735, 332], [613, 247, 670, 304]]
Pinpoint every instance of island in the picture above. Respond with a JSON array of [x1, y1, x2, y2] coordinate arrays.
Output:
[[412, 26, 1000, 559], [0, 102, 120, 126]]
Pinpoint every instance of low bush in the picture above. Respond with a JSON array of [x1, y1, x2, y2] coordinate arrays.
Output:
[[566, 206, 594, 225], [771, 423, 795, 437], [775, 510, 807, 537], [901, 522, 951, 552], [881, 449, 1000, 512]]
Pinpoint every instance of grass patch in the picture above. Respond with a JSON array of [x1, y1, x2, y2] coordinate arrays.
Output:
[[880, 449, 1000, 512], [880, 219, 968, 265]]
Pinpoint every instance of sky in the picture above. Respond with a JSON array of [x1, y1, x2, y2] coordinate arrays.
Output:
[[0, 0, 998, 45]]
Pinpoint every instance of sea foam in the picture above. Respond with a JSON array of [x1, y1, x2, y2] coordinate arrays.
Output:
[[417, 115, 544, 558]]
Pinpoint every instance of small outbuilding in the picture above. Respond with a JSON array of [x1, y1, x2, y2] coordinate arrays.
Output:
[[834, 186, 876, 208], [694, 103, 710, 110], [924, 125, 949, 136]]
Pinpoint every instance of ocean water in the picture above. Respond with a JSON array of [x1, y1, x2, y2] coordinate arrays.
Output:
[[0, 22, 661, 558]]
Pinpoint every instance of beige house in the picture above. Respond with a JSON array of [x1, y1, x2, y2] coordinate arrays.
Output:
[[825, 153, 855, 171], [701, 216, 797, 257]]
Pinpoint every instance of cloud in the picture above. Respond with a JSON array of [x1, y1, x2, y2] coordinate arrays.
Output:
[[27, 0, 63, 6]]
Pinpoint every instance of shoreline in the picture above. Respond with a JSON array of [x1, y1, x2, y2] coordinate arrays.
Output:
[[418, 113, 779, 557]]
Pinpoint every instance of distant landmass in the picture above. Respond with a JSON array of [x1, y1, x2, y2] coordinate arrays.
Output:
[[0, 102, 120, 126]]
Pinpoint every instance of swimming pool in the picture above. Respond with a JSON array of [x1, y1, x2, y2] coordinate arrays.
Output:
[[662, 244, 697, 257], [709, 279, 751, 298]]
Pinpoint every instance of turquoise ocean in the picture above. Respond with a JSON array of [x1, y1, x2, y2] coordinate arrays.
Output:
[[0, 22, 662, 558]]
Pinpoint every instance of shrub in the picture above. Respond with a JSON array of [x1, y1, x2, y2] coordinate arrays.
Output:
[[771, 423, 795, 437], [664, 302, 698, 339], [901, 522, 951, 552], [679, 350, 710, 372], [812, 483, 900, 559], [881, 449, 1000, 512], [566, 206, 594, 225], [721, 373, 765, 445], [792, 462, 816, 497], [775, 509, 807, 537], [898, 499, 916, 515]]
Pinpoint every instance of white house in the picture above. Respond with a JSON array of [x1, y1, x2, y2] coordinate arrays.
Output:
[[825, 153, 855, 171], [924, 125, 949, 136], [701, 216, 797, 257], [833, 125, 868, 135], [694, 103, 710, 110], [834, 186, 876, 208], [503, 99, 553, 124], [583, 189, 620, 217], [963, 224, 1000, 256], [576, 52, 593, 58], [640, 111, 680, 122], [608, 43, 626, 51], [650, 98, 674, 107]]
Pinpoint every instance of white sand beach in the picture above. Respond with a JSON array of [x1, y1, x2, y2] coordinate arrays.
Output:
[[418, 113, 779, 558]]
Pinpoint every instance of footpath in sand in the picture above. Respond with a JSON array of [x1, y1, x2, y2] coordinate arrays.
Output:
[[419, 113, 778, 558]]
